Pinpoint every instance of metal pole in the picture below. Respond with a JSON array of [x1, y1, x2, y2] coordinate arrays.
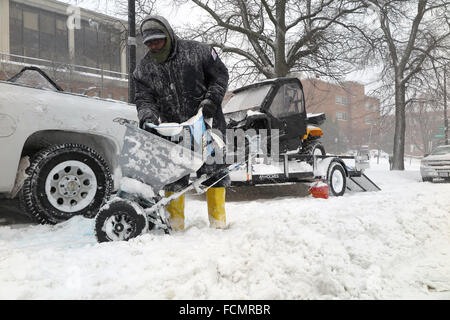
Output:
[[101, 64, 104, 98], [444, 65, 448, 145], [128, 0, 136, 104]]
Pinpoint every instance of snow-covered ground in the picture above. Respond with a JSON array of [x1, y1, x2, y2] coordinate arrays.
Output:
[[0, 158, 449, 299]]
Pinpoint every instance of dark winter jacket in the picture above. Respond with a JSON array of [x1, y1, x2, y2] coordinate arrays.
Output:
[[133, 15, 229, 138]]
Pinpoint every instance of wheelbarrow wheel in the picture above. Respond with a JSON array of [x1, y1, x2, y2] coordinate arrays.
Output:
[[95, 199, 148, 243]]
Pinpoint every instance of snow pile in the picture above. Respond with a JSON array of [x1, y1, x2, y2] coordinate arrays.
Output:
[[119, 177, 155, 199], [0, 158, 449, 299]]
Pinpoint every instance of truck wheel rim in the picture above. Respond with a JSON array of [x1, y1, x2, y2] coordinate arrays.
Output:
[[103, 213, 137, 241], [331, 169, 344, 193], [45, 160, 98, 213], [313, 147, 323, 156]]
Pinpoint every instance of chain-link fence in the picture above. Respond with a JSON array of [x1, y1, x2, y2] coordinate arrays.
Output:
[[0, 52, 129, 102]]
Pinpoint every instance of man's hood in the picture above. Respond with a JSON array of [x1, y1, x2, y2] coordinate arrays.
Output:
[[140, 15, 178, 60]]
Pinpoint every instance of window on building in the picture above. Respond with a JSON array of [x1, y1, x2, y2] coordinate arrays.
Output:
[[55, 16, 69, 62], [84, 22, 99, 68], [22, 7, 39, 58], [365, 116, 371, 124], [9, 3, 69, 63], [39, 12, 55, 60], [335, 95, 348, 106], [336, 111, 347, 121], [9, 2, 121, 72], [109, 31, 122, 72], [9, 3, 23, 56], [365, 102, 371, 111], [75, 20, 123, 72], [99, 26, 122, 72]]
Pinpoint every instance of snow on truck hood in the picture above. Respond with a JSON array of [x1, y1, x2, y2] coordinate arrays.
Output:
[[0, 82, 138, 134]]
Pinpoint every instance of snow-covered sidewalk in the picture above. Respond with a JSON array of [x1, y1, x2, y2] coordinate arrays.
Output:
[[0, 158, 449, 299]]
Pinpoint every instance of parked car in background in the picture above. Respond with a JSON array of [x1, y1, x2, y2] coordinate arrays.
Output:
[[420, 145, 450, 182], [0, 67, 138, 224], [355, 145, 370, 170], [370, 149, 386, 159]]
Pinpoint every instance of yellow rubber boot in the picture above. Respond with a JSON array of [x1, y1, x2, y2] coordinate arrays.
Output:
[[206, 187, 226, 229], [165, 192, 185, 231]]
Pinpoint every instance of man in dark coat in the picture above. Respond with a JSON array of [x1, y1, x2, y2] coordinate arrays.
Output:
[[133, 15, 230, 230]]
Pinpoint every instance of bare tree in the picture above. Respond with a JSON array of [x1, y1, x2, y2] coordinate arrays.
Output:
[[172, 0, 368, 86], [403, 55, 448, 154], [406, 97, 440, 154], [113, 0, 157, 23], [361, 0, 450, 170]]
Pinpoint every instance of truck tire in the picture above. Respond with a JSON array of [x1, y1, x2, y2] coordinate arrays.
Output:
[[303, 140, 326, 156], [95, 200, 147, 243], [302, 140, 325, 165], [20, 143, 113, 224], [327, 162, 346, 197]]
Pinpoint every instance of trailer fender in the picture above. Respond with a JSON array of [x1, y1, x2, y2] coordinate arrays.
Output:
[[314, 157, 349, 179], [330, 158, 349, 177]]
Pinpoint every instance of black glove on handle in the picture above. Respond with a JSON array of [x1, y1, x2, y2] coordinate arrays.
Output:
[[200, 99, 217, 119], [139, 113, 159, 129]]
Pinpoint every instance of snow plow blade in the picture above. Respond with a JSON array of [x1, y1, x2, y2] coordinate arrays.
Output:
[[119, 124, 204, 193], [346, 173, 381, 192]]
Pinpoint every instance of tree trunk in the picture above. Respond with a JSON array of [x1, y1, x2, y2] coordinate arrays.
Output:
[[274, 1, 288, 78], [392, 81, 406, 170]]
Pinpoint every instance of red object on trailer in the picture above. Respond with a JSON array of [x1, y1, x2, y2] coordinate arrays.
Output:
[[309, 180, 329, 199]]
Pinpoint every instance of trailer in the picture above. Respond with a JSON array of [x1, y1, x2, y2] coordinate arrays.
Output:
[[228, 150, 380, 196], [223, 77, 380, 196]]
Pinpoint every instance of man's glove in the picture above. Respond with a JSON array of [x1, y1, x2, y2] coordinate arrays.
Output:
[[139, 113, 159, 130], [200, 99, 217, 119]]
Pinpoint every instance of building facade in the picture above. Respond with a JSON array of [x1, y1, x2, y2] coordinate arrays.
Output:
[[0, 0, 132, 101], [301, 77, 381, 152]]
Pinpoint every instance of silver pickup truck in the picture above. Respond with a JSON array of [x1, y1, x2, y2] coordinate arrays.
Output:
[[0, 67, 138, 224]]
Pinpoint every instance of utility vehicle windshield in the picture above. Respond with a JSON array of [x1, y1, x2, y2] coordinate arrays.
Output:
[[223, 84, 272, 114]]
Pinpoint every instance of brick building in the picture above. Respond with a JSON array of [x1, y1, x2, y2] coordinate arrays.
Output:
[[301, 77, 381, 152]]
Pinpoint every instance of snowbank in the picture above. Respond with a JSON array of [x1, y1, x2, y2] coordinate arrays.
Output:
[[0, 158, 449, 299]]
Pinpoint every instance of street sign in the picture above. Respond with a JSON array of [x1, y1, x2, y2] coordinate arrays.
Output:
[[438, 127, 445, 131], [434, 134, 445, 139]]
